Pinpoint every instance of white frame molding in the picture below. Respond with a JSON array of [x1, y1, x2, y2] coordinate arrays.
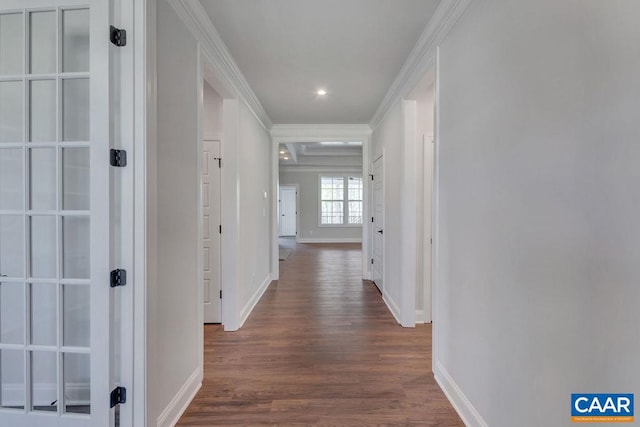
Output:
[[270, 124, 372, 282], [317, 174, 364, 228]]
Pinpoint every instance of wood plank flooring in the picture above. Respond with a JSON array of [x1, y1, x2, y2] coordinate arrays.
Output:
[[178, 240, 463, 426]]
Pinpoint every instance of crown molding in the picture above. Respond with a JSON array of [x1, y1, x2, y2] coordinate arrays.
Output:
[[271, 124, 372, 141], [369, 0, 472, 130], [169, 0, 273, 130]]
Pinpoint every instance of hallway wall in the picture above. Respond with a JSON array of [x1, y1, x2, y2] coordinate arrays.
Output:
[[151, 0, 200, 424], [436, 1, 640, 425]]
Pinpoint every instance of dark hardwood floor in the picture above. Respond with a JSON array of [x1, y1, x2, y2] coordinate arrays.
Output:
[[178, 240, 463, 426]]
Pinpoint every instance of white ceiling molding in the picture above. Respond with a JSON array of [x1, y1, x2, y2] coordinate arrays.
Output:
[[369, 0, 472, 130], [280, 166, 363, 174], [271, 124, 372, 142], [169, 0, 273, 130]]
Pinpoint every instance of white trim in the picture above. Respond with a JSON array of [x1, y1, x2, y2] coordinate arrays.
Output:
[[296, 237, 362, 244], [271, 124, 371, 140], [369, 0, 472, 130], [271, 126, 372, 285], [382, 291, 402, 325], [432, 47, 442, 385], [415, 309, 425, 324], [280, 166, 363, 173], [156, 368, 203, 427], [434, 361, 488, 427], [238, 275, 273, 329], [168, 0, 272, 130]]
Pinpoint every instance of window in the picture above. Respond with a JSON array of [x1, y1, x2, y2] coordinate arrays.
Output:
[[320, 175, 363, 225]]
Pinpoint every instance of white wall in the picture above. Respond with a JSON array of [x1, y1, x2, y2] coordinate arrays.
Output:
[[149, 0, 200, 423], [279, 169, 363, 242], [203, 81, 222, 138], [371, 103, 405, 322], [236, 101, 273, 323], [435, 2, 640, 426]]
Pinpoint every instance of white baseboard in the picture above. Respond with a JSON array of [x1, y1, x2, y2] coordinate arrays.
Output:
[[2, 382, 89, 407], [382, 291, 402, 325], [156, 368, 202, 427], [239, 275, 272, 329], [296, 237, 362, 244], [415, 309, 425, 324], [434, 361, 488, 427]]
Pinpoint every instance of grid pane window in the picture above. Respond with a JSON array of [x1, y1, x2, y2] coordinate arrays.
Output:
[[320, 175, 363, 225]]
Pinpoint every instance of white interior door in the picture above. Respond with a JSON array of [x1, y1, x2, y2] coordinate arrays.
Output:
[[202, 140, 221, 323], [279, 187, 296, 237], [0, 1, 115, 425], [372, 156, 384, 292]]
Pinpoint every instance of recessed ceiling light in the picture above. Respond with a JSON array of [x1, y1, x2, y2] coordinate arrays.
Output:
[[284, 156, 289, 160], [279, 150, 285, 154], [317, 89, 327, 96]]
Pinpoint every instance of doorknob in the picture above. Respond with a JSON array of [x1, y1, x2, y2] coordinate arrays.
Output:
[[377, 229, 383, 234]]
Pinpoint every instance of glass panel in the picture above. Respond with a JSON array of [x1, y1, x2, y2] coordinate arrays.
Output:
[[30, 216, 57, 279], [0, 13, 23, 76], [0, 148, 23, 210], [0, 349, 24, 410], [347, 177, 363, 201], [29, 11, 56, 75], [63, 284, 89, 347], [30, 148, 57, 210], [63, 147, 89, 210], [0, 282, 24, 344], [348, 201, 363, 224], [30, 351, 57, 412], [0, 81, 24, 143], [29, 80, 56, 142], [62, 9, 89, 73], [321, 201, 344, 225], [62, 79, 89, 141], [62, 216, 89, 279], [0, 215, 24, 277], [63, 352, 90, 414], [31, 283, 57, 346]]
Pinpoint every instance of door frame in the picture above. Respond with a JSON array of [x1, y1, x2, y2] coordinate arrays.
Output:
[[370, 153, 385, 294], [278, 184, 298, 238], [270, 125, 373, 282]]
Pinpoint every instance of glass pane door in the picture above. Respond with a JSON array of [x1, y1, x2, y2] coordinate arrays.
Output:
[[0, 1, 112, 426]]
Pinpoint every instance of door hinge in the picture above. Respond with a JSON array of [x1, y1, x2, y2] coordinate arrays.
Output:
[[219, 290, 222, 299], [219, 225, 222, 234], [430, 238, 432, 244], [110, 149, 127, 167], [110, 25, 127, 47], [214, 157, 222, 168], [370, 174, 374, 181], [371, 258, 374, 265], [110, 269, 127, 288], [371, 217, 374, 223], [110, 386, 126, 408]]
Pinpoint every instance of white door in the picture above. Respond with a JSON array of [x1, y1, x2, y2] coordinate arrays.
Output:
[[202, 140, 221, 323], [372, 156, 384, 292], [279, 187, 296, 237], [0, 1, 116, 425]]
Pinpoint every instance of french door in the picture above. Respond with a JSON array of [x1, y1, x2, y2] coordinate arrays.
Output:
[[0, 0, 116, 425]]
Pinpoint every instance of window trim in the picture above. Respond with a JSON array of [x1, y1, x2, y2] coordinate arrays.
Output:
[[318, 174, 363, 227]]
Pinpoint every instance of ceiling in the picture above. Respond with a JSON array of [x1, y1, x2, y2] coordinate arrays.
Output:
[[199, 0, 441, 124], [279, 142, 362, 167]]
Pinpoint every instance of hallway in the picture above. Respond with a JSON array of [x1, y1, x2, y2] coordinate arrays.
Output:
[[179, 242, 462, 425]]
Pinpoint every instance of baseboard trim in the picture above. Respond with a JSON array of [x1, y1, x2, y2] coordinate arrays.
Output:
[[296, 237, 362, 244], [415, 309, 425, 324], [434, 361, 488, 427], [239, 275, 273, 329], [382, 291, 402, 325], [156, 368, 202, 427]]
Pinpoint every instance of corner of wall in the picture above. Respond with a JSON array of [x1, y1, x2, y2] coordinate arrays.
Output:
[[155, 368, 202, 427]]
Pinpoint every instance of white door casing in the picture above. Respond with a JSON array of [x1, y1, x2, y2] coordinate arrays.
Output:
[[279, 187, 296, 237], [0, 0, 115, 426], [202, 140, 221, 324], [371, 156, 384, 292]]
